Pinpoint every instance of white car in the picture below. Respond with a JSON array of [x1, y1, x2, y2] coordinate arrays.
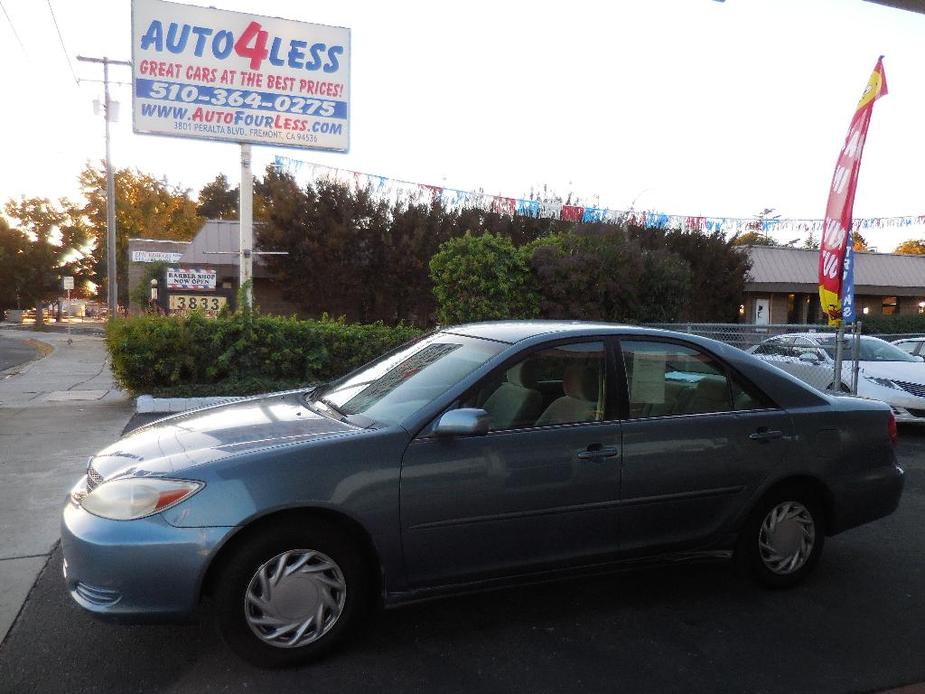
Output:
[[748, 333, 925, 423]]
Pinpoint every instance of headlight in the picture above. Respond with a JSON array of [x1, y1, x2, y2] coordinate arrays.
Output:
[[863, 375, 899, 390], [79, 478, 203, 520]]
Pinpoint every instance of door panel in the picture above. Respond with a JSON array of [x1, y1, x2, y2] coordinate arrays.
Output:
[[617, 338, 794, 552], [400, 422, 622, 586], [620, 409, 793, 552], [400, 339, 621, 588]]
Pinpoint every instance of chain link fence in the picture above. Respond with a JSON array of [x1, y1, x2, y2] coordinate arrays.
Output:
[[643, 322, 917, 395]]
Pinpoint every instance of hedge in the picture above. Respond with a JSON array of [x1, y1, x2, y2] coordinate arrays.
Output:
[[106, 311, 421, 396], [859, 314, 925, 336]]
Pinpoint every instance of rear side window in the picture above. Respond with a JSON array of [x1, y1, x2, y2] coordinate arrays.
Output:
[[621, 340, 772, 418]]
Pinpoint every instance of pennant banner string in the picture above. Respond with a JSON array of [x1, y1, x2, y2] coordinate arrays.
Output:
[[271, 155, 925, 234]]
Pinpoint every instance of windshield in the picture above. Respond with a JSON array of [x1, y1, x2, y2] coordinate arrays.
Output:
[[313, 333, 506, 425], [815, 336, 918, 363]]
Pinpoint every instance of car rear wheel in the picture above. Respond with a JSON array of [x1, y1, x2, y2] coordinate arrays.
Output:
[[735, 486, 825, 589], [214, 521, 371, 668]]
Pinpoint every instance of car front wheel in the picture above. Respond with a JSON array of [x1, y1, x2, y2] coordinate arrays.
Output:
[[214, 521, 371, 668], [735, 486, 825, 589]]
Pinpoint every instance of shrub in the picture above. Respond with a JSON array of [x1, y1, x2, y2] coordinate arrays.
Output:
[[106, 311, 421, 395], [530, 230, 645, 321], [429, 231, 539, 324], [858, 314, 925, 335]]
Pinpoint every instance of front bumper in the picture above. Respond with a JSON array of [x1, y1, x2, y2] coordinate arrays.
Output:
[[61, 500, 231, 622], [888, 405, 925, 424]]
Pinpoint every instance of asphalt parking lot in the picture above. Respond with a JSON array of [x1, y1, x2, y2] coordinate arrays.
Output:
[[0, 425, 923, 694]]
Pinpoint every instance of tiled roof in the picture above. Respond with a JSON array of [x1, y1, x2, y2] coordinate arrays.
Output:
[[745, 245, 925, 294]]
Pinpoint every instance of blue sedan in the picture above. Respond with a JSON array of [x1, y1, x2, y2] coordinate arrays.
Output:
[[62, 322, 903, 667]]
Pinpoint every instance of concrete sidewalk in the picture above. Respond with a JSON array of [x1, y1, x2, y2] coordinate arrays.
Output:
[[0, 329, 131, 644]]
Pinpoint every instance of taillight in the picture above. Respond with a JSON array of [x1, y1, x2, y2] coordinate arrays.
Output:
[[888, 412, 897, 446]]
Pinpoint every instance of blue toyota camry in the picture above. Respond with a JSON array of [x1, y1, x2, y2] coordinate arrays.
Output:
[[62, 322, 903, 667]]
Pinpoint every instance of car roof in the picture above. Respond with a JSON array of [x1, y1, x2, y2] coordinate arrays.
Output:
[[441, 320, 688, 344]]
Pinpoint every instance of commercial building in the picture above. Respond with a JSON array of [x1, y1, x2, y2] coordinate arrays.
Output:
[[126, 220, 300, 316], [744, 245, 925, 324]]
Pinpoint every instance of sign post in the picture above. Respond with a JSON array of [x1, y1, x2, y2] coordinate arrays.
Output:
[[240, 143, 253, 308], [62, 276, 74, 344]]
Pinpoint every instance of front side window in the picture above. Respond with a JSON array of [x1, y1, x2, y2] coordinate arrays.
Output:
[[754, 337, 792, 358], [314, 333, 506, 425], [464, 342, 607, 430]]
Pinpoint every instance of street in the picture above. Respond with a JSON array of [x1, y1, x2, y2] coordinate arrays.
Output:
[[0, 336, 40, 373], [0, 422, 922, 693]]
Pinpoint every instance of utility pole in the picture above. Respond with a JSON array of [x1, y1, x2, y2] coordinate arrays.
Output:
[[77, 56, 131, 319]]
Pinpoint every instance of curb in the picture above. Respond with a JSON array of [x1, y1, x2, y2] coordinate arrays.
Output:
[[0, 338, 54, 379], [136, 394, 249, 414]]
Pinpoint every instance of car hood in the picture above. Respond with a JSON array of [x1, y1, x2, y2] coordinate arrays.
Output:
[[856, 361, 925, 384], [88, 391, 359, 479]]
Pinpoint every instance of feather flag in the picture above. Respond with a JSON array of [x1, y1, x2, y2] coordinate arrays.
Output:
[[818, 57, 888, 325]]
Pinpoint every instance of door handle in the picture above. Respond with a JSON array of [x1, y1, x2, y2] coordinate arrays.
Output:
[[577, 445, 619, 461], [749, 428, 784, 442]]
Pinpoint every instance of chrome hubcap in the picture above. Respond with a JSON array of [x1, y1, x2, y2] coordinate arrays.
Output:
[[758, 501, 816, 575], [244, 549, 346, 649]]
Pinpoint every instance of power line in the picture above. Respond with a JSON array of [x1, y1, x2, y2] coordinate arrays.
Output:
[[46, 0, 78, 85], [0, 0, 28, 58]]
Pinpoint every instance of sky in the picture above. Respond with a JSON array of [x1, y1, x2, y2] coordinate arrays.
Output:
[[1, 0, 925, 250]]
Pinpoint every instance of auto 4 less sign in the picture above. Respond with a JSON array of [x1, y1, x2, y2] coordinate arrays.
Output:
[[132, 0, 350, 151]]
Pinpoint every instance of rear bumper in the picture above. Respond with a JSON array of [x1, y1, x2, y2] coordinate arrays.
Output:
[[61, 500, 231, 622], [827, 460, 904, 535]]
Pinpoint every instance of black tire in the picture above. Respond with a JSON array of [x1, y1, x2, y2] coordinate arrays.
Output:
[[734, 485, 825, 589], [214, 520, 371, 668]]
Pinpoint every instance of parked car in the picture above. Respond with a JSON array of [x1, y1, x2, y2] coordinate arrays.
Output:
[[748, 332, 925, 423], [62, 322, 903, 667], [891, 336, 925, 358]]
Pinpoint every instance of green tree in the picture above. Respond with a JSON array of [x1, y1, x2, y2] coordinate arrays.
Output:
[[79, 163, 203, 307], [639, 247, 692, 323], [430, 231, 539, 324], [3, 197, 94, 328], [634, 226, 749, 322], [197, 174, 239, 220], [0, 216, 25, 318], [256, 169, 392, 322]]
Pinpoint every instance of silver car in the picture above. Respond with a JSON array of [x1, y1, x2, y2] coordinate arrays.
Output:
[[62, 322, 904, 667]]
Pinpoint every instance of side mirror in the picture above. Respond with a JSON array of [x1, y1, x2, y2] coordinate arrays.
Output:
[[799, 352, 820, 364], [916, 355, 924, 363], [433, 408, 490, 437]]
